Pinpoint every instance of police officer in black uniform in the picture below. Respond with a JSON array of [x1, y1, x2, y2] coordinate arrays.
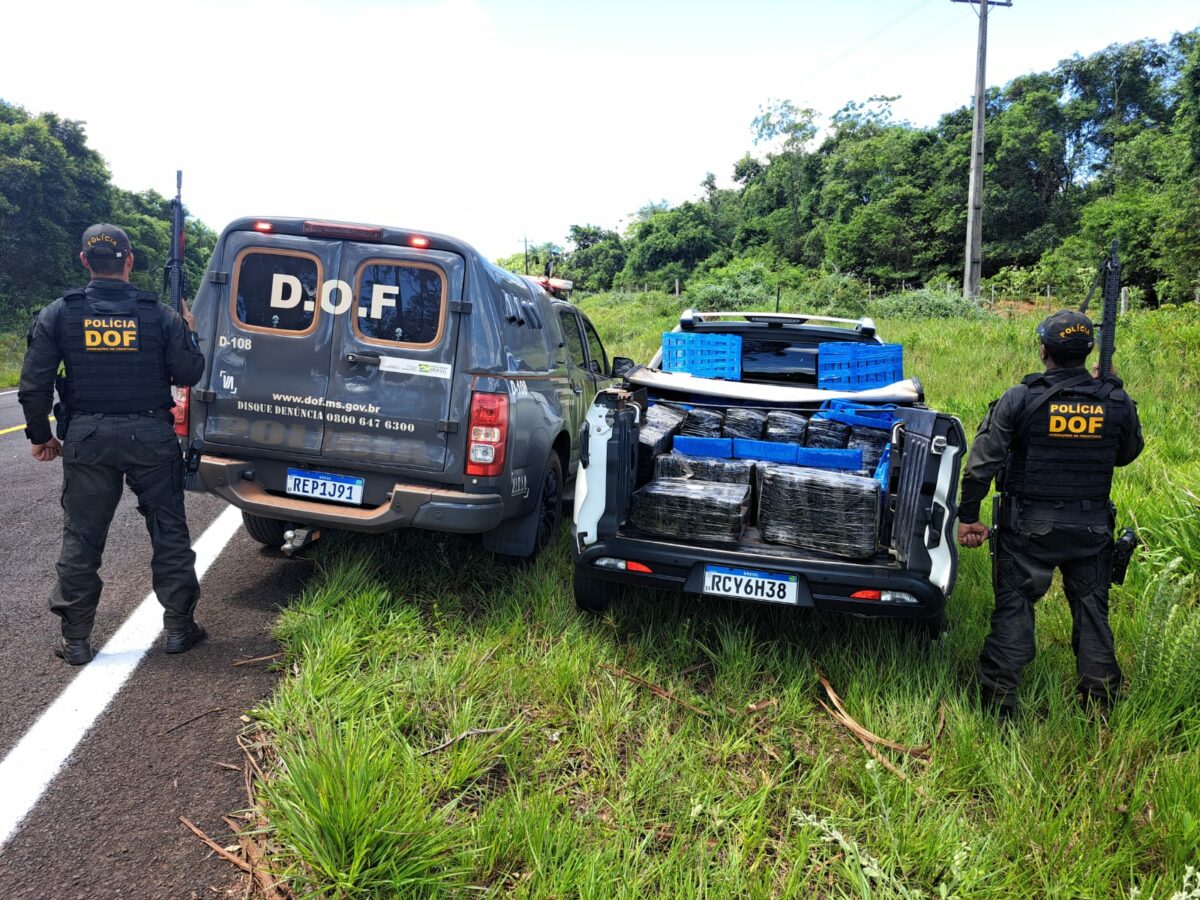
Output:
[[19, 224, 207, 665], [956, 310, 1143, 719]]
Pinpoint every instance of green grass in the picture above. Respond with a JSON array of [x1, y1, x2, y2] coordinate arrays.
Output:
[[251, 297, 1200, 897], [1, 331, 24, 388]]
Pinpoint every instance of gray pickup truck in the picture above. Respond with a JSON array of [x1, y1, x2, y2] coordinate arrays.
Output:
[[181, 217, 619, 558], [572, 310, 965, 635]]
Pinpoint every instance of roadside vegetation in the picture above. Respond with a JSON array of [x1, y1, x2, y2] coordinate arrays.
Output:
[[248, 295, 1200, 897], [0, 331, 23, 387], [502, 32, 1200, 312]]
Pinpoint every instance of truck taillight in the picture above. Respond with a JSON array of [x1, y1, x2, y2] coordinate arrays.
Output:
[[172, 386, 189, 438], [466, 392, 508, 477]]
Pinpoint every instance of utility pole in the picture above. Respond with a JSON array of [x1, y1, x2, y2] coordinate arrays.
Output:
[[953, 0, 1011, 298]]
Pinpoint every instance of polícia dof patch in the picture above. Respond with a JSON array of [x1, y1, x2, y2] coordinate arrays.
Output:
[[1048, 401, 1104, 439], [83, 316, 140, 352]]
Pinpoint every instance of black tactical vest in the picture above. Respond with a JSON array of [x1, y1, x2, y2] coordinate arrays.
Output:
[[1002, 371, 1131, 502], [60, 288, 172, 414]]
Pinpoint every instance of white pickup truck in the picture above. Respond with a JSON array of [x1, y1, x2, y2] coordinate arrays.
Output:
[[571, 310, 966, 636]]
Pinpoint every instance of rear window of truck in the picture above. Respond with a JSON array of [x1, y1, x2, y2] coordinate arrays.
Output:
[[232, 249, 322, 334], [354, 261, 445, 347], [741, 337, 819, 384]]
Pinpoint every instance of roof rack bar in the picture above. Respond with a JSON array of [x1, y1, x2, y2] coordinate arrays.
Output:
[[681, 309, 874, 329]]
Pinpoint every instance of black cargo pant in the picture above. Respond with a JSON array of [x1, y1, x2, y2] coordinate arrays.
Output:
[[979, 512, 1120, 711], [51, 413, 199, 640]]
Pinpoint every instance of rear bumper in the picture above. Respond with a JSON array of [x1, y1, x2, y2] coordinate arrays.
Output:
[[571, 529, 946, 621], [198, 455, 504, 535]]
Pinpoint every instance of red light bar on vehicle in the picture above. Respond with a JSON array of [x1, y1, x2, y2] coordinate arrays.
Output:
[[253, 221, 273, 232], [302, 221, 383, 241], [409, 236, 430, 248]]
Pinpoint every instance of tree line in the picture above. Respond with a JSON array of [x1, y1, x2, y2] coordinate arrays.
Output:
[[3, 29, 1197, 330], [503, 31, 1200, 307], [0, 100, 216, 328]]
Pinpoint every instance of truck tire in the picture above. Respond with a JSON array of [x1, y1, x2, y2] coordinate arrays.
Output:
[[242, 512, 288, 548], [573, 567, 618, 614], [530, 452, 564, 558]]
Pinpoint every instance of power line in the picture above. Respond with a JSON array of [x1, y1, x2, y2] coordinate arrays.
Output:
[[808, 0, 940, 77], [890, 4, 976, 59]]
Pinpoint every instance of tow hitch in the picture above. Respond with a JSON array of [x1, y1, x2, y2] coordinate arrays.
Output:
[[281, 526, 321, 556]]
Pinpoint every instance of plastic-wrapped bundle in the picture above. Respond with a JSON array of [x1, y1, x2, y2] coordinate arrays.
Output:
[[758, 465, 880, 558], [655, 401, 690, 418], [645, 404, 687, 431], [722, 407, 767, 440], [847, 425, 890, 475], [680, 407, 725, 437], [638, 404, 687, 484], [764, 411, 809, 444], [805, 417, 850, 449], [654, 451, 754, 484], [629, 478, 749, 543]]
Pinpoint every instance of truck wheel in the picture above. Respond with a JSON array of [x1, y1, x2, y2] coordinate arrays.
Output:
[[531, 452, 564, 557], [573, 567, 618, 614], [242, 512, 288, 547]]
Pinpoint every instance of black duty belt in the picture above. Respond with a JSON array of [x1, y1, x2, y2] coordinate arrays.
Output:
[[74, 408, 175, 424], [1019, 496, 1111, 524]]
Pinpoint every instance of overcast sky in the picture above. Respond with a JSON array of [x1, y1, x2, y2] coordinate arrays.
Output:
[[2, 0, 1195, 259]]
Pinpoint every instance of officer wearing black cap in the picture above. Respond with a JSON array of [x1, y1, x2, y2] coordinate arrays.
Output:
[[956, 310, 1143, 719], [18, 224, 207, 665]]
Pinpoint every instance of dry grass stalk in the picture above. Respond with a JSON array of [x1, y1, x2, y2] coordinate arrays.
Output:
[[179, 815, 252, 874], [817, 673, 932, 760], [160, 707, 225, 736], [419, 724, 513, 757], [599, 663, 711, 718], [232, 652, 284, 668]]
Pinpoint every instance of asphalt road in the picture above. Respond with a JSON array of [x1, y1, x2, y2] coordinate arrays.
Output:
[[0, 390, 309, 897]]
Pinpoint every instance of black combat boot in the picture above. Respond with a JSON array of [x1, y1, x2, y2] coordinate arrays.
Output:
[[164, 621, 207, 654], [54, 636, 95, 666]]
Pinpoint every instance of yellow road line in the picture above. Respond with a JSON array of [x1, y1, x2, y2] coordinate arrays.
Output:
[[0, 417, 53, 437]]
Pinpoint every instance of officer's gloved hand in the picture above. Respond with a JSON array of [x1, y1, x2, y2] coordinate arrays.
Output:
[[31, 437, 62, 462], [957, 522, 990, 549]]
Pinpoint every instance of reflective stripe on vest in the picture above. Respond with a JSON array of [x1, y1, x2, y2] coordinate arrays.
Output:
[[61, 290, 172, 414]]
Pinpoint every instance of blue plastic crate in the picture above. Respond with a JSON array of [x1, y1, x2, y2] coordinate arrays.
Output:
[[725, 439, 863, 470], [661, 333, 742, 381], [817, 343, 903, 391], [673, 435, 734, 458], [731, 439, 797, 464], [815, 399, 896, 431], [873, 444, 891, 490], [794, 447, 862, 471]]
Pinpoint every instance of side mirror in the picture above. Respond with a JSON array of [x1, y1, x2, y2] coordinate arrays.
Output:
[[611, 356, 636, 378]]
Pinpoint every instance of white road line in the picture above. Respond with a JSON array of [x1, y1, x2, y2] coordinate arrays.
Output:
[[0, 389, 17, 396], [0, 505, 243, 849]]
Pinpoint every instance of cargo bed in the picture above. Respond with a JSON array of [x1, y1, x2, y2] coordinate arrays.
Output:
[[571, 319, 965, 633]]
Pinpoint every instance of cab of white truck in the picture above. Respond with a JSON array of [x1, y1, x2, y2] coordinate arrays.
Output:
[[571, 310, 965, 635]]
